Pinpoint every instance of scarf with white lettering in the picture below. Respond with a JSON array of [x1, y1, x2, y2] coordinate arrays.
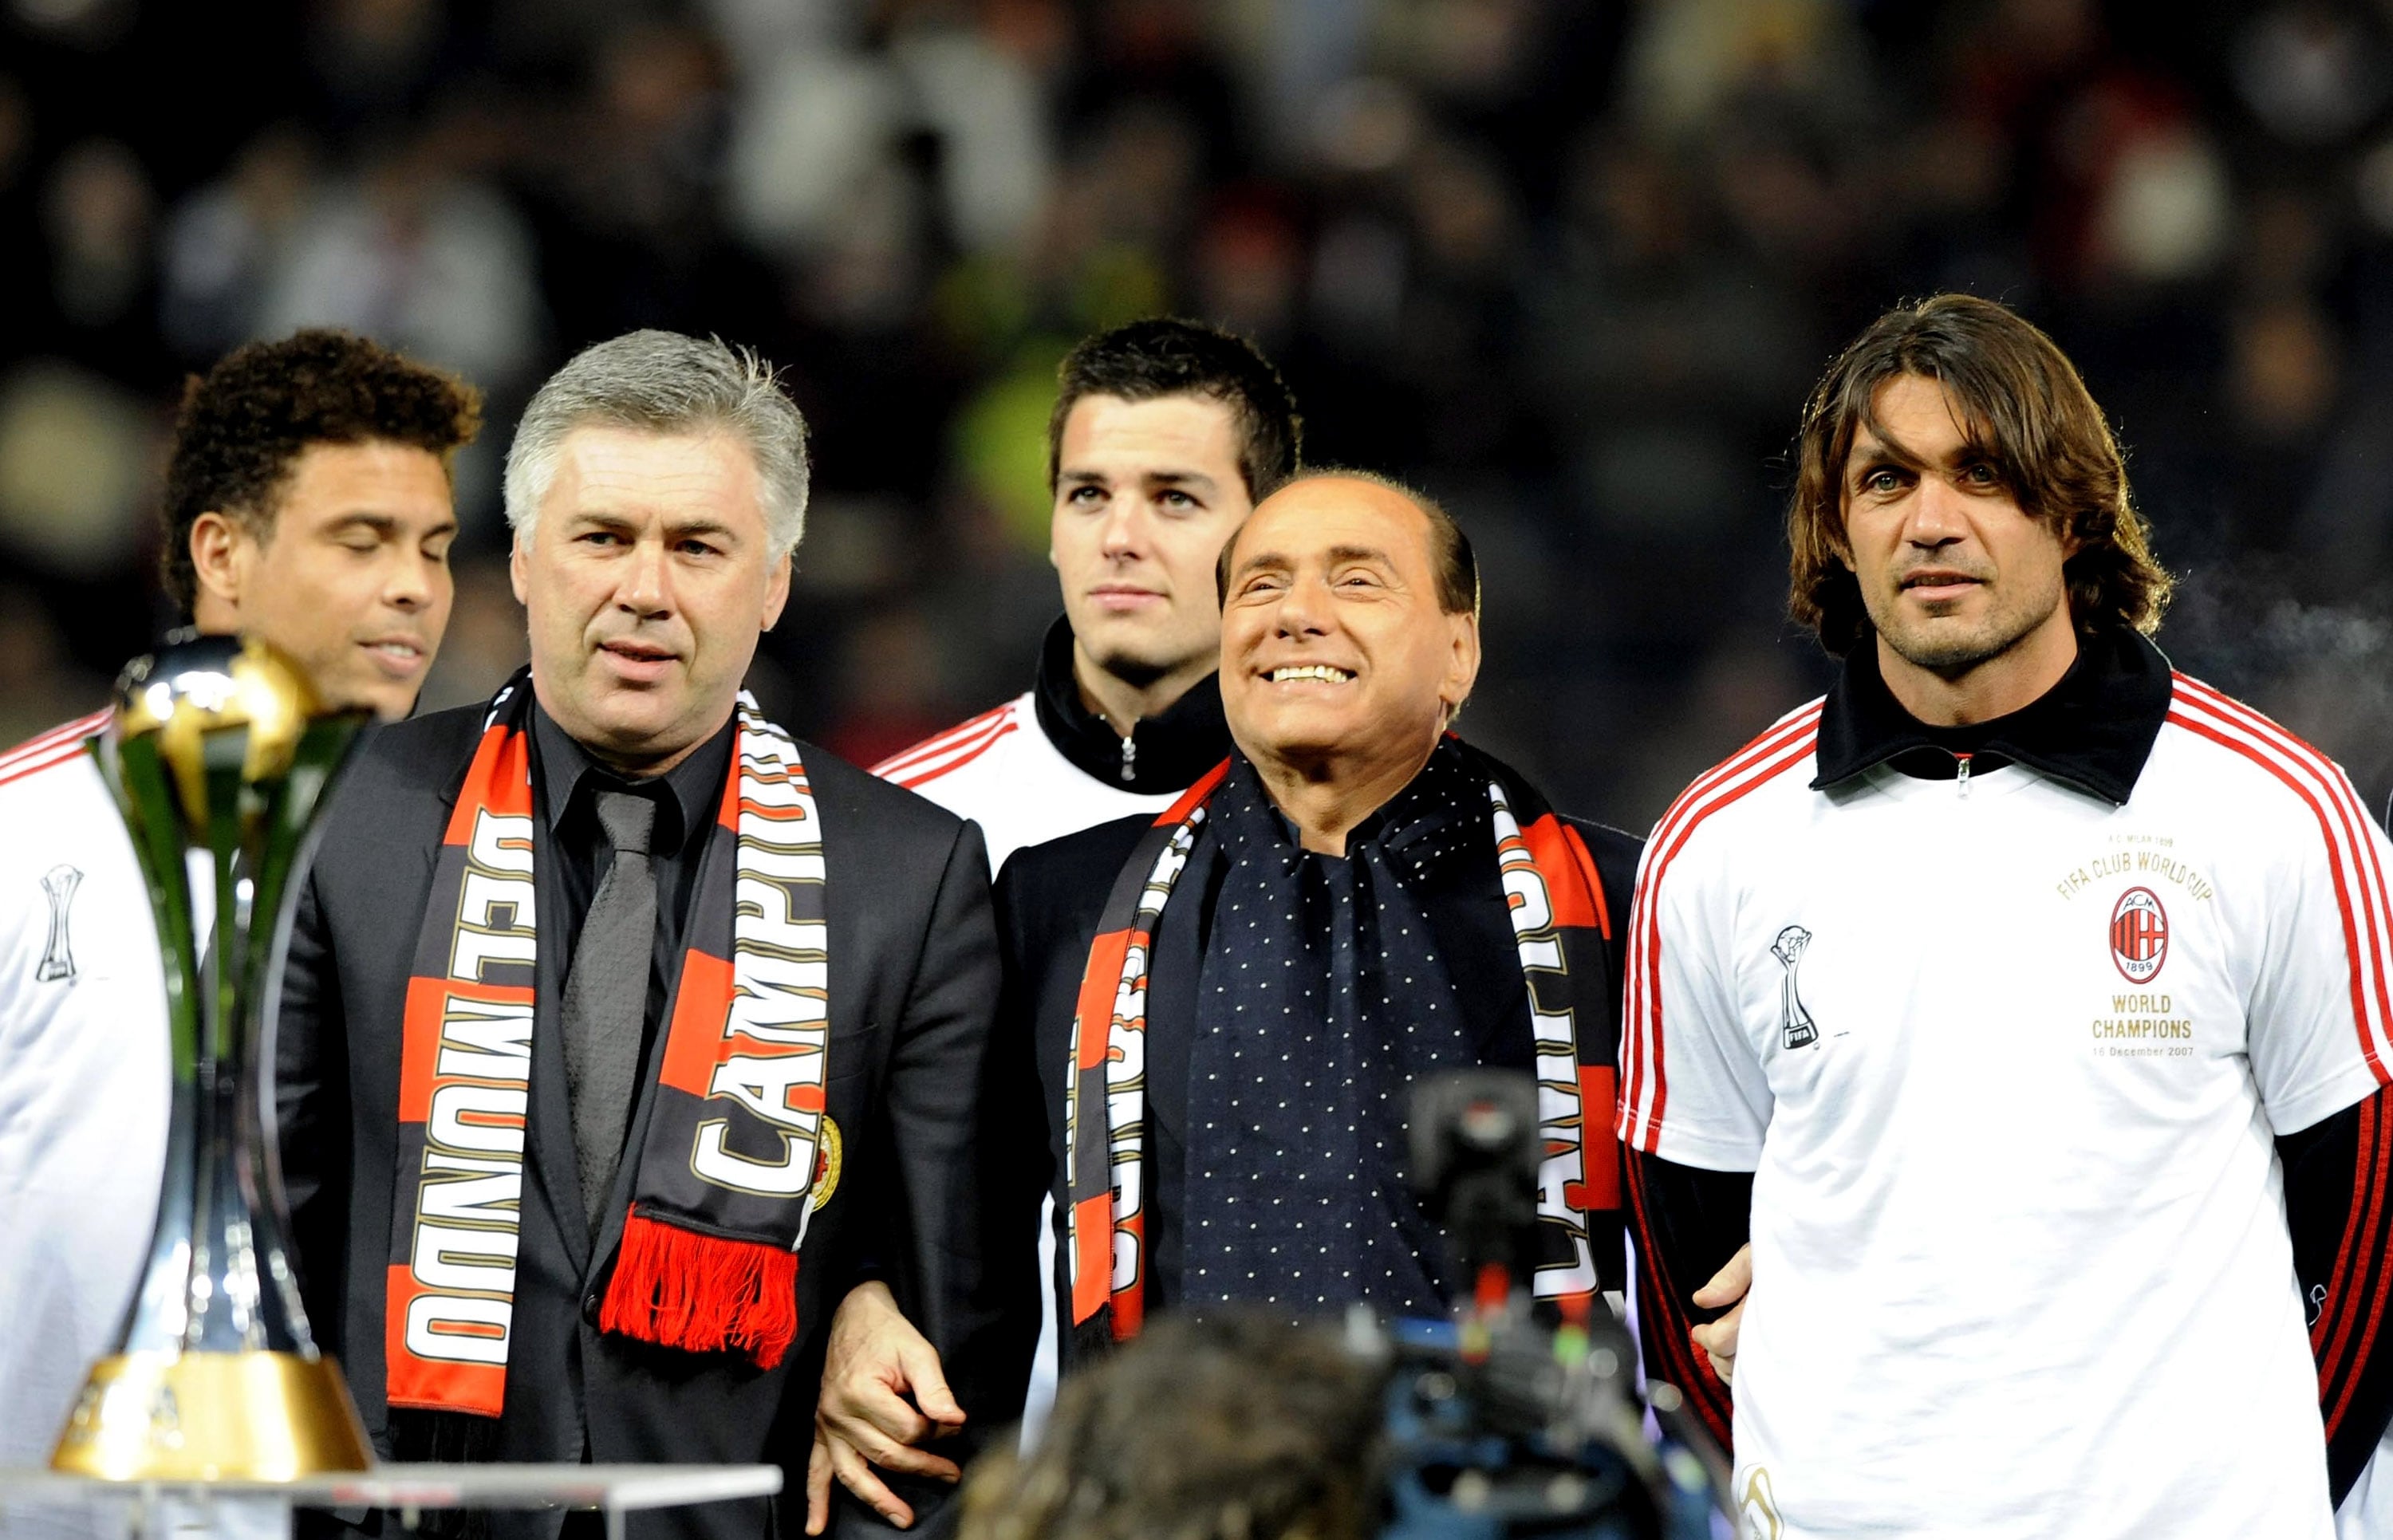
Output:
[[387, 670, 831, 1417], [1064, 738, 1620, 1349]]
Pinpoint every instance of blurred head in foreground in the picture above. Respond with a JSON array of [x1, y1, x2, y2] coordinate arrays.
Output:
[[958, 1314, 1385, 1540]]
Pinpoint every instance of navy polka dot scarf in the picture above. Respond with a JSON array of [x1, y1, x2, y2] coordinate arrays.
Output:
[[1063, 738, 1619, 1349], [1181, 746, 1477, 1318]]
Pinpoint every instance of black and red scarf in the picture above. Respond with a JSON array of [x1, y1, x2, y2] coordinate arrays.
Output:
[[1063, 738, 1620, 1346], [387, 672, 833, 1416]]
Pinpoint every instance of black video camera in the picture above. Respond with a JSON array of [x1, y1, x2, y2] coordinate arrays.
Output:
[[1356, 1069, 1729, 1540]]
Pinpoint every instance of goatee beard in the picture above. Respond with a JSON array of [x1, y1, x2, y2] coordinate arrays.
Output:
[[1886, 630, 2010, 673]]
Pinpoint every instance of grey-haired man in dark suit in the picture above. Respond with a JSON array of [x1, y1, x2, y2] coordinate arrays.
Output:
[[278, 331, 1025, 1539]]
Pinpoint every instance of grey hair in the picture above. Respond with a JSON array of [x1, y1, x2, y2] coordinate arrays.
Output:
[[503, 330, 810, 559]]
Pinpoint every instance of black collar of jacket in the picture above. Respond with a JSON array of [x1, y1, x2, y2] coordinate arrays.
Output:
[[1810, 624, 2174, 806], [428, 673, 735, 835], [1030, 612, 1232, 794]]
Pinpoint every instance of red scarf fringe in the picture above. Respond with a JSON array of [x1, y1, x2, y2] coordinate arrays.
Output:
[[598, 1211, 799, 1369]]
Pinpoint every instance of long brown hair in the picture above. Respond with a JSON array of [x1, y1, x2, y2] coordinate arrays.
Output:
[[1787, 293, 2171, 656]]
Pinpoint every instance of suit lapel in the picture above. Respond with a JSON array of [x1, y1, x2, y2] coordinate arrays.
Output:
[[811, 774, 861, 1261]]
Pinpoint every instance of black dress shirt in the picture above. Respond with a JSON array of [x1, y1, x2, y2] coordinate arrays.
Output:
[[529, 704, 736, 1065]]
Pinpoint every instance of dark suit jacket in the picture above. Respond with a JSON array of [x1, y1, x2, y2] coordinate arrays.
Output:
[[988, 798, 1640, 1377], [277, 703, 1018, 1540]]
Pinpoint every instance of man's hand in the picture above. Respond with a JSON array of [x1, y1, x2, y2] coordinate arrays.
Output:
[[805, 1282, 968, 1534], [1689, 1243, 1752, 1383]]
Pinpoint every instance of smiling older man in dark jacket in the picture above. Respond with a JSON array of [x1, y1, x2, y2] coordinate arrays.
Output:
[[988, 471, 1640, 1370]]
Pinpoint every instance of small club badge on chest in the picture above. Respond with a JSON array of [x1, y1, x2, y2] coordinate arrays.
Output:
[[2110, 887, 2169, 983]]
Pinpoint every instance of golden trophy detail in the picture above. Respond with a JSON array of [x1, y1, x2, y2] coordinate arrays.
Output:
[[49, 635, 376, 1481]]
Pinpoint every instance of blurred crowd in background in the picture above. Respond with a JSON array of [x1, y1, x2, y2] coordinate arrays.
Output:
[[8, 0, 2393, 827]]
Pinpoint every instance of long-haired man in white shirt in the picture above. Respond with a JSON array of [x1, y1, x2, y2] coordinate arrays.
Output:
[[1622, 293, 2393, 1538]]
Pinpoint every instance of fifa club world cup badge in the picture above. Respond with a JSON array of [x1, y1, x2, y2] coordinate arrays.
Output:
[[37, 864, 82, 983], [2110, 887, 2168, 983], [1772, 924, 1816, 1050]]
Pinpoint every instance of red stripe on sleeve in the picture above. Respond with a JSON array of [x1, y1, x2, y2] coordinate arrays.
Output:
[[2166, 707, 2393, 1082], [1625, 719, 1820, 1153], [1623, 1152, 1733, 1451], [869, 703, 1014, 778], [1623, 706, 1822, 1145], [0, 708, 108, 769], [890, 719, 1018, 789], [2324, 1094, 2393, 1436], [0, 742, 88, 791], [2173, 680, 2393, 1070]]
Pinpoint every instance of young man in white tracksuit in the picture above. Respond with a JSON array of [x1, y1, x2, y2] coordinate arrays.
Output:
[[873, 317, 1301, 867], [803, 318, 1301, 1531], [1620, 293, 2393, 1538]]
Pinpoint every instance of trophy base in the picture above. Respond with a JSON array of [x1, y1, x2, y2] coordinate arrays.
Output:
[[49, 1351, 375, 1480]]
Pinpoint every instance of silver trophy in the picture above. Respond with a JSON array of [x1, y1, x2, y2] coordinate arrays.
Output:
[[1772, 925, 1817, 1052]]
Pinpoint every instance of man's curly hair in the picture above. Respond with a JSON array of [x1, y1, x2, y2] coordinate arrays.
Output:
[[958, 1313, 1385, 1540], [160, 329, 482, 614]]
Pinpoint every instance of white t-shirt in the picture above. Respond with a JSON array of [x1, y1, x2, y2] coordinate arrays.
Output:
[[873, 693, 1183, 871], [0, 714, 175, 1538], [1618, 675, 2393, 1538]]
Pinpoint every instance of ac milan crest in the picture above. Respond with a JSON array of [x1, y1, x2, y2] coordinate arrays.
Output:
[[2110, 887, 2168, 983]]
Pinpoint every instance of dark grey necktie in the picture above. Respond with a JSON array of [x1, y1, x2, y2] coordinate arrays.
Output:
[[562, 789, 656, 1228]]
